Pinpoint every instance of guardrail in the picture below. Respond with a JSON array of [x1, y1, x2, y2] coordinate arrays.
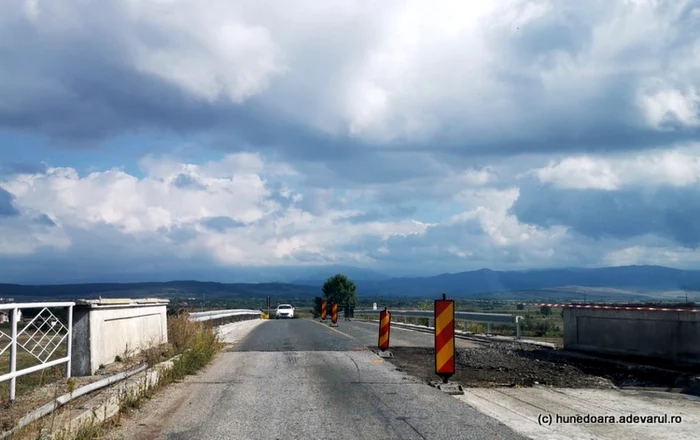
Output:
[[188, 309, 263, 323], [0, 302, 75, 402], [354, 309, 523, 339]]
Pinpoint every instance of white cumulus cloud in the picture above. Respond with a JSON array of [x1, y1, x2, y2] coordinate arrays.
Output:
[[529, 145, 700, 190]]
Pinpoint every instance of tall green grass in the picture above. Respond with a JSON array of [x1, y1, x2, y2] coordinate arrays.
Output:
[[165, 314, 221, 380]]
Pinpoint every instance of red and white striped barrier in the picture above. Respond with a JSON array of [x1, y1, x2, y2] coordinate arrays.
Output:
[[536, 303, 700, 312]]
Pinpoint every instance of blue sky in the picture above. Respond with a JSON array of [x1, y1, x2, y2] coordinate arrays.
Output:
[[1, 0, 700, 283]]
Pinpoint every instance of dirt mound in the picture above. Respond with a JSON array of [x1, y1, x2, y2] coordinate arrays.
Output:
[[455, 343, 612, 388], [383, 341, 693, 390]]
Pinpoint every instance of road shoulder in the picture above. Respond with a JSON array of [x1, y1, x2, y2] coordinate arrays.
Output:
[[456, 387, 700, 440], [103, 319, 268, 440]]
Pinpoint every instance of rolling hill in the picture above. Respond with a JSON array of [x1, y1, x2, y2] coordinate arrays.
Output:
[[292, 265, 700, 299], [2, 265, 700, 302], [0, 281, 320, 302]]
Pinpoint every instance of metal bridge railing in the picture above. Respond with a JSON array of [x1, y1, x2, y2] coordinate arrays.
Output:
[[188, 309, 263, 323], [0, 302, 75, 402], [353, 309, 523, 339]]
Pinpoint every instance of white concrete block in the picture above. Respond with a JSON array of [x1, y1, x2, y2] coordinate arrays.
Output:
[[71, 299, 169, 376]]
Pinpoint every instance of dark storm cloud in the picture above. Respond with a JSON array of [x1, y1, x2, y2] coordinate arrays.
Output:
[[0, 224, 217, 283], [0, 61, 223, 143], [1, 0, 697, 174], [0, 5, 223, 143], [512, 183, 700, 248], [0, 188, 20, 217]]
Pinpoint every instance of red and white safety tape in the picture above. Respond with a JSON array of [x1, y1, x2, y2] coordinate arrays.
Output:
[[535, 303, 700, 312]]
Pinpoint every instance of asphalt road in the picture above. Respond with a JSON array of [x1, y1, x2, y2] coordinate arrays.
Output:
[[106, 319, 525, 440], [234, 318, 361, 351]]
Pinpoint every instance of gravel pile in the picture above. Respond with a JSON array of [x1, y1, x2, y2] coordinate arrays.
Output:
[[384, 342, 692, 389], [455, 343, 613, 388]]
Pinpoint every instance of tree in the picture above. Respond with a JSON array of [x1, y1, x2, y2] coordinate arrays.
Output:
[[312, 296, 323, 318], [516, 303, 525, 310], [540, 305, 552, 316], [322, 273, 358, 306]]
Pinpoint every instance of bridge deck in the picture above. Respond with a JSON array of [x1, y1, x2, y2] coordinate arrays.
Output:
[[105, 319, 524, 440]]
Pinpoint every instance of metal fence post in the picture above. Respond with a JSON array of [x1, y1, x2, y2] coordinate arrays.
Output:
[[66, 305, 73, 379], [2, 301, 77, 399], [9, 307, 18, 402], [516, 316, 522, 339]]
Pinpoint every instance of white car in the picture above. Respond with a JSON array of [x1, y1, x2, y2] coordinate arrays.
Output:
[[275, 304, 295, 319]]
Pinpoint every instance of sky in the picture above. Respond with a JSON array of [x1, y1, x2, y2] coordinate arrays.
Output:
[[1, 0, 700, 283]]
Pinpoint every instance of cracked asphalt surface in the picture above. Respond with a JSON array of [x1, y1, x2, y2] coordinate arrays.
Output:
[[105, 319, 526, 440]]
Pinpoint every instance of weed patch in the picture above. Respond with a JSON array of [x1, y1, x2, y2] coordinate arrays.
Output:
[[165, 315, 221, 381]]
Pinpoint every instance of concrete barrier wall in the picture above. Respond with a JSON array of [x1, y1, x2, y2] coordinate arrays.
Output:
[[71, 299, 169, 376], [563, 308, 700, 366]]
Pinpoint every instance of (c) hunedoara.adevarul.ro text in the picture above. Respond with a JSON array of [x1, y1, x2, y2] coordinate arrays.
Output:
[[538, 413, 683, 425]]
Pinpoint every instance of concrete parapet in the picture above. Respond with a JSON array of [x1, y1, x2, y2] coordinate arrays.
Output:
[[563, 307, 700, 366], [71, 298, 169, 376]]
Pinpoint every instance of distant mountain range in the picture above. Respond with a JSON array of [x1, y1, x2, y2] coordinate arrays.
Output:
[[292, 265, 700, 300], [0, 281, 320, 302], [2, 265, 700, 302], [288, 265, 391, 282]]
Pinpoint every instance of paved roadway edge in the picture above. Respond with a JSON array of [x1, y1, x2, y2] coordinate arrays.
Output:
[[307, 318, 357, 340]]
